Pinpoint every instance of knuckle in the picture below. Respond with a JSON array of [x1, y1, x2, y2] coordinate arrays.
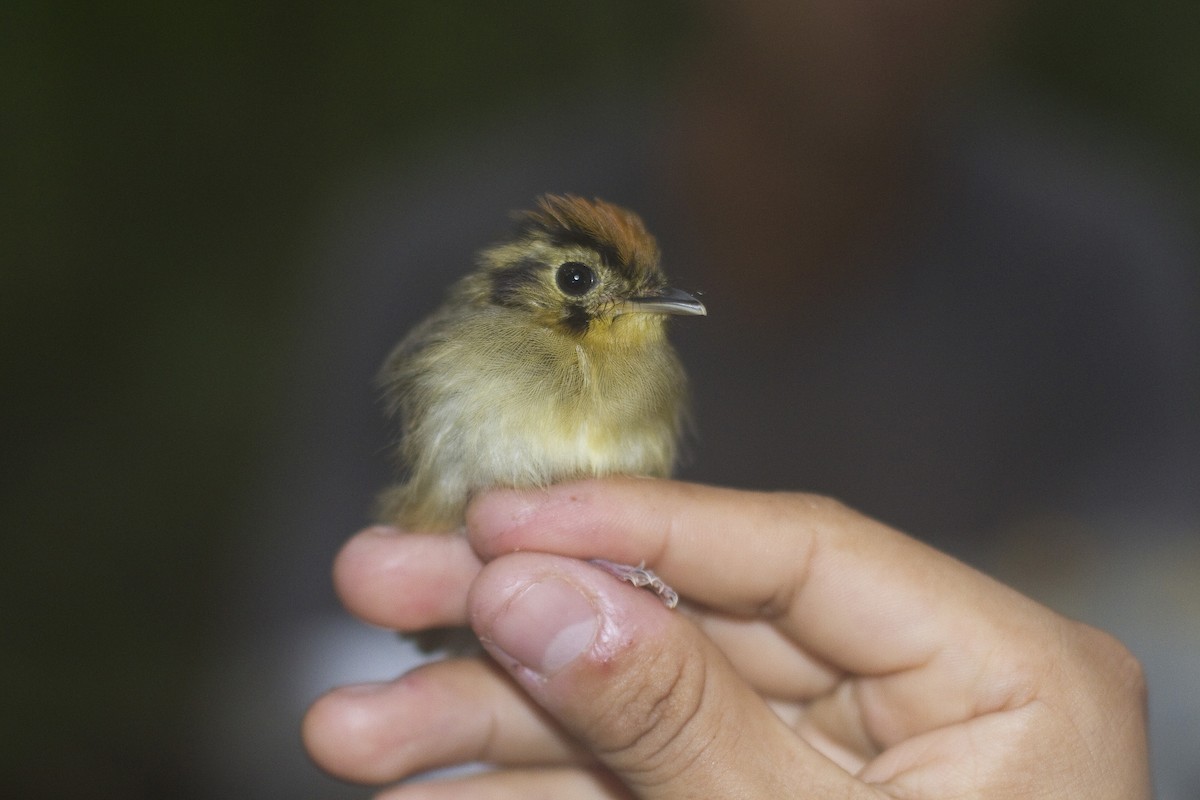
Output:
[[592, 642, 716, 787], [1058, 620, 1148, 710], [1081, 623, 1146, 692], [781, 490, 852, 520]]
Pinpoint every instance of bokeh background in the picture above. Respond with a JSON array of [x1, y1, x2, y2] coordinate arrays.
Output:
[[4, 2, 1198, 798]]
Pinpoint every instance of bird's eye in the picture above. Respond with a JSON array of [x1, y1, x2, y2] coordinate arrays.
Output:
[[555, 262, 596, 296]]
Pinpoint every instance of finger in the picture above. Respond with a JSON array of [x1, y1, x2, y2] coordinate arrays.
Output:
[[374, 767, 626, 800], [466, 479, 851, 619], [468, 552, 864, 799], [466, 480, 873, 691], [334, 527, 481, 630], [303, 658, 583, 785], [468, 479, 1049, 675]]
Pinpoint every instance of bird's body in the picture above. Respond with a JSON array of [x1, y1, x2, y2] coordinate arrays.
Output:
[[378, 194, 704, 532]]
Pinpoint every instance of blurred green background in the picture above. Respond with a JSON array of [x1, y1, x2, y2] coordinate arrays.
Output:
[[3, 2, 1197, 798]]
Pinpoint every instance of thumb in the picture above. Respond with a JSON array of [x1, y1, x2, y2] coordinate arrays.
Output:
[[467, 553, 855, 799]]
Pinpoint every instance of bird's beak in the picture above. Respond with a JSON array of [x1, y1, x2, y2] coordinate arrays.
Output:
[[620, 286, 707, 317]]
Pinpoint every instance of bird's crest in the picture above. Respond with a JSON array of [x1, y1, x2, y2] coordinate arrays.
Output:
[[514, 194, 660, 280]]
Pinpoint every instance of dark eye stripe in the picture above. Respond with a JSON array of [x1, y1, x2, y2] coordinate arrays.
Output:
[[489, 257, 543, 307]]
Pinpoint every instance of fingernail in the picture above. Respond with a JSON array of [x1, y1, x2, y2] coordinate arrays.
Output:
[[487, 577, 599, 676]]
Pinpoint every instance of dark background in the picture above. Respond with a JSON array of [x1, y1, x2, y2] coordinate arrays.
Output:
[[4, 2, 1198, 798]]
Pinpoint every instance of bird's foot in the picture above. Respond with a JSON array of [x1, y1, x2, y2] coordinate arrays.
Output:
[[588, 559, 679, 609]]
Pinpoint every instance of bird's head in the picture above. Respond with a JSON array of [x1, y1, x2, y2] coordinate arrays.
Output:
[[472, 194, 705, 340]]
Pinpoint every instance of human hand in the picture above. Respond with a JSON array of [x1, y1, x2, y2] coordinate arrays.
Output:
[[304, 479, 1151, 798]]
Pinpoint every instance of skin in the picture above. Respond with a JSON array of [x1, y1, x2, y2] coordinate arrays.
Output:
[[304, 479, 1151, 798]]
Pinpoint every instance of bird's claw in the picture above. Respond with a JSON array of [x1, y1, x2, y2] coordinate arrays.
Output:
[[588, 559, 679, 609]]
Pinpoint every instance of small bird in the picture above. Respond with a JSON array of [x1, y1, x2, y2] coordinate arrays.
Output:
[[377, 194, 705, 603]]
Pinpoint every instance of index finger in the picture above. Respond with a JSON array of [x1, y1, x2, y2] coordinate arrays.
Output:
[[466, 478, 1055, 679]]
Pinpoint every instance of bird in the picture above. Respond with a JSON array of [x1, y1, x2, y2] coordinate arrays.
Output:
[[376, 194, 705, 605]]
